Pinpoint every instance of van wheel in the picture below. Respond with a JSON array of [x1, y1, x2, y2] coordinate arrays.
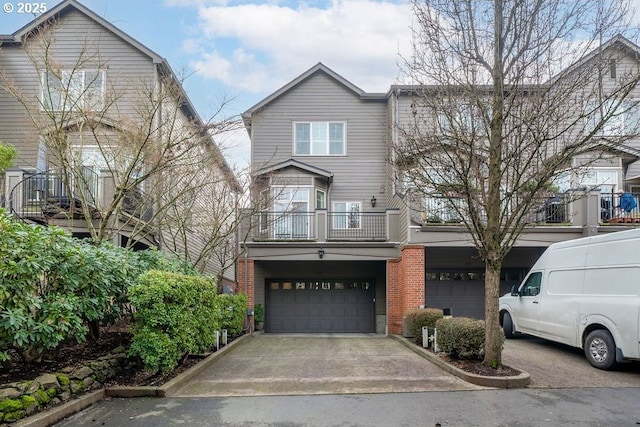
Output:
[[584, 330, 617, 370], [502, 313, 515, 339]]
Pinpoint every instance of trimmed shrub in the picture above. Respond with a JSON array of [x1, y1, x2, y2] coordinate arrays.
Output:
[[128, 270, 220, 373], [404, 308, 444, 345], [435, 317, 500, 360], [0, 212, 88, 362], [217, 294, 248, 337]]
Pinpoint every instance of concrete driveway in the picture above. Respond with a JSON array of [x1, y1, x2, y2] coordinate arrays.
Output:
[[502, 335, 640, 388], [172, 334, 484, 397]]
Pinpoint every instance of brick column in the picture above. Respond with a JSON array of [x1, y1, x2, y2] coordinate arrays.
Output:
[[387, 245, 425, 334], [237, 257, 255, 329]]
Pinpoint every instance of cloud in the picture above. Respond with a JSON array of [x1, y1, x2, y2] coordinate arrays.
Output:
[[186, 0, 412, 94]]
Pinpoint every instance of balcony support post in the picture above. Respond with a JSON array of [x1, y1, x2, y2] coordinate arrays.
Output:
[[316, 209, 327, 242]]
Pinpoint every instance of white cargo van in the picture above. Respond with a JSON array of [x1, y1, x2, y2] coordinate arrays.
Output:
[[499, 228, 640, 370]]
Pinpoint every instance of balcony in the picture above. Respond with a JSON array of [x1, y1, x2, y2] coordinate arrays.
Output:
[[423, 193, 571, 225], [6, 169, 152, 224], [600, 192, 640, 223], [251, 210, 395, 242]]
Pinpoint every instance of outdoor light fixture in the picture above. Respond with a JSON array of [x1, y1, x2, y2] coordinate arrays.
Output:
[[318, 247, 325, 259], [370, 195, 377, 207]]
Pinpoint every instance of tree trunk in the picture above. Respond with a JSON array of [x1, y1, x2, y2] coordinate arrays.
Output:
[[483, 258, 503, 367]]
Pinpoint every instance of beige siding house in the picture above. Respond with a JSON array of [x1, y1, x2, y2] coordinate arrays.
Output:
[[0, 0, 240, 286], [242, 38, 640, 335]]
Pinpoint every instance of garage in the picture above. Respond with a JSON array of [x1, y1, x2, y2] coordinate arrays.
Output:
[[425, 270, 524, 319], [266, 279, 375, 333]]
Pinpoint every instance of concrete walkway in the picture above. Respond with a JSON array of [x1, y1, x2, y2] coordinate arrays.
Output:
[[172, 334, 485, 397]]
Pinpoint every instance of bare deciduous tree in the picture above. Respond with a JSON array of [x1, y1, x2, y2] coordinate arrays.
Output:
[[0, 20, 248, 278], [395, 0, 640, 366]]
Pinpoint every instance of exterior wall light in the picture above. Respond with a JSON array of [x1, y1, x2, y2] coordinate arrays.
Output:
[[318, 247, 325, 259], [371, 195, 377, 207]]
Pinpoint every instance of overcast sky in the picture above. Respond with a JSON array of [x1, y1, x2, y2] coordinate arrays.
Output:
[[1, 0, 639, 167]]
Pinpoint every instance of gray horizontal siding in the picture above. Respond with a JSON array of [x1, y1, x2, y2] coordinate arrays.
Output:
[[251, 71, 389, 211], [0, 10, 157, 169]]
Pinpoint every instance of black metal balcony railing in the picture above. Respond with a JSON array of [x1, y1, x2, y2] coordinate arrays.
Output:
[[9, 169, 153, 223], [600, 192, 640, 223], [327, 212, 386, 240], [252, 211, 388, 241], [9, 169, 99, 222], [255, 211, 316, 240], [423, 193, 569, 225]]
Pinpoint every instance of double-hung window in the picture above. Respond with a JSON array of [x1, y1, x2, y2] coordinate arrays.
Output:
[[585, 99, 639, 136], [333, 201, 361, 229], [41, 70, 105, 111], [294, 122, 345, 155]]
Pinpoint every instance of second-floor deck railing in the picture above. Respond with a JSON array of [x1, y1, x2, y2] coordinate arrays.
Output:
[[423, 193, 569, 225], [252, 211, 388, 241], [327, 212, 387, 240], [600, 192, 640, 223], [9, 168, 153, 223], [255, 211, 317, 240], [9, 168, 99, 222]]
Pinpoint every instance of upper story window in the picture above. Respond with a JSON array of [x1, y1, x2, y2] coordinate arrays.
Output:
[[41, 70, 105, 111], [294, 122, 346, 155], [586, 99, 639, 136], [332, 201, 361, 229]]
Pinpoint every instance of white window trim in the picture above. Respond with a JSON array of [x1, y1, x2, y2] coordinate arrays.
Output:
[[332, 201, 361, 230], [315, 189, 326, 210], [585, 99, 638, 136], [41, 69, 106, 112], [293, 121, 346, 156]]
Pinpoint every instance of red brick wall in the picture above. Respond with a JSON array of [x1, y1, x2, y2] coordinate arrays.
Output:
[[387, 245, 425, 334], [237, 258, 255, 329]]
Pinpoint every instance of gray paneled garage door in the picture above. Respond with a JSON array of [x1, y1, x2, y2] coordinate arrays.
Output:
[[266, 279, 374, 333], [425, 270, 524, 319]]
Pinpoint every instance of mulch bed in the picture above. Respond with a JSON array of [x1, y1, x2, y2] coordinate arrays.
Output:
[[432, 351, 521, 377]]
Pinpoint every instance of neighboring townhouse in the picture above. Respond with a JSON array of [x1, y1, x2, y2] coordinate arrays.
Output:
[[242, 37, 640, 335], [0, 0, 241, 287]]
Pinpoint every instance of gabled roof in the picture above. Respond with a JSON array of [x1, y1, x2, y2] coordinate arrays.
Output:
[[5, 0, 164, 63], [1, 0, 241, 191], [255, 158, 333, 181], [550, 34, 640, 83], [242, 62, 386, 129]]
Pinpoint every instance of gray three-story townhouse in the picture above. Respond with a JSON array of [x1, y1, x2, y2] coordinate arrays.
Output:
[[0, 0, 241, 287], [242, 37, 640, 335]]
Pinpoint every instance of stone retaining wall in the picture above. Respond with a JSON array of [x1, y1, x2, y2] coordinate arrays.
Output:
[[0, 346, 127, 424]]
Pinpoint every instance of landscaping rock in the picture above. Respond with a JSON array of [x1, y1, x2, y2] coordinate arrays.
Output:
[[70, 366, 94, 380]]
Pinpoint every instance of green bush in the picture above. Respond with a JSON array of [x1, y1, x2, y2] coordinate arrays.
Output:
[[254, 303, 264, 324], [0, 212, 88, 362], [435, 317, 501, 360], [128, 270, 220, 373], [133, 248, 200, 276], [217, 294, 247, 337], [0, 210, 156, 360], [404, 308, 444, 345]]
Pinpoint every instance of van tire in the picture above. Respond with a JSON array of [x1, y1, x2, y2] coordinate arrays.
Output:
[[584, 330, 617, 370], [502, 313, 515, 339]]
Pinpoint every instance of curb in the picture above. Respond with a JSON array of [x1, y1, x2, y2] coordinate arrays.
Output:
[[107, 333, 253, 398], [14, 390, 105, 427], [15, 334, 253, 426], [390, 334, 530, 388]]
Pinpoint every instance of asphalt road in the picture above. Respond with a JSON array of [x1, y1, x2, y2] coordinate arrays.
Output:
[[54, 388, 640, 426]]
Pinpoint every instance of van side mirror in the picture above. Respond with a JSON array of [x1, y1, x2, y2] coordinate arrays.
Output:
[[510, 285, 521, 297]]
